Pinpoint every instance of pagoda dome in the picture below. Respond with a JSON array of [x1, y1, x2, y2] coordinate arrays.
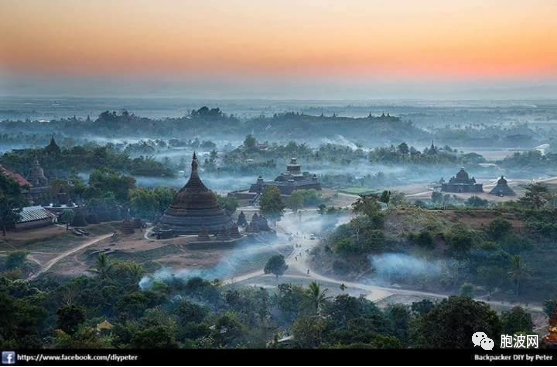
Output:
[[158, 153, 234, 235], [497, 176, 507, 185]]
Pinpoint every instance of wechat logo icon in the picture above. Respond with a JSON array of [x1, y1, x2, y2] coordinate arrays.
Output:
[[472, 331, 494, 350]]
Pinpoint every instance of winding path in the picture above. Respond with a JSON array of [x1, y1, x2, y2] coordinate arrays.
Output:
[[224, 209, 544, 315]]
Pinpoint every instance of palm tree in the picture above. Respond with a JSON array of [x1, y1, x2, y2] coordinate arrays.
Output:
[[91, 252, 113, 279], [305, 281, 331, 314], [127, 262, 144, 284], [509, 255, 529, 299]]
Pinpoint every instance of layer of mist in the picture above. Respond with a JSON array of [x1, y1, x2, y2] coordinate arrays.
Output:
[[368, 253, 444, 284]]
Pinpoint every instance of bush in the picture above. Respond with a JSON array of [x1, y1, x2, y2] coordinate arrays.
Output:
[[485, 218, 513, 241], [409, 230, 434, 249]]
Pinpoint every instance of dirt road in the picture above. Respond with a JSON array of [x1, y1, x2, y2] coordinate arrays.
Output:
[[225, 209, 544, 314], [28, 233, 114, 280]]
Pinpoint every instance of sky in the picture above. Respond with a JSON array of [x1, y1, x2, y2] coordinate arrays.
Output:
[[0, 0, 556, 99]]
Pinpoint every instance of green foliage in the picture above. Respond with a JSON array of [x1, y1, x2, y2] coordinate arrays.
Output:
[[259, 186, 285, 220], [519, 183, 552, 209], [1, 143, 173, 179], [411, 299, 435, 316], [485, 218, 513, 241], [263, 255, 288, 278], [130, 325, 178, 349], [59, 209, 75, 229], [367, 143, 473, 165], [500, 306, 533, 335], [129, 187, 174, 220], [85, 168, 136, 203], [466, 196, 489, 207], [543, 299, 557, 317], [445, 226, 475, 258], [352, 195, 383, 219], [477, 266, 506, 296], [292, 315, 327, 348], [53, 327, 113, 349], [4, 251, 29, 270], [243, 134, 256, 149], [56, 304, 86, 334], [0, 283, 47, 349], [413, 296, 501, 349], [217, 195, 238, 216], [0, 172, 26, 235], [384, 304, 411, 345], [305, 282, 331, 314], [273, 283, 308, 323], [409, 230, 435, 249], [459, 283, 474, 298]]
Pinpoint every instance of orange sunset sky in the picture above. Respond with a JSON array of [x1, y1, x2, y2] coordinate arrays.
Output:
[[0, 0, 556, 98]]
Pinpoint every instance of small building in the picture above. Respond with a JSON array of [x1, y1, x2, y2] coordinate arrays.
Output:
[[15, 206, 56, 231], [489, 176, 516, 197], [0, 165, 31, 188], [441, 168, 483, 193]]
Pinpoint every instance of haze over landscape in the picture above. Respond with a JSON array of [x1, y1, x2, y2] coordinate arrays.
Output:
[[2, 0, 557, 359]]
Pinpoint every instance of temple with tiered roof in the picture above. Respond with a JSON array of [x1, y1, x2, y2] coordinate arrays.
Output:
[[248, 157, 321, 196], [157, 153, 236, 235], [441, 168, 483, 193]]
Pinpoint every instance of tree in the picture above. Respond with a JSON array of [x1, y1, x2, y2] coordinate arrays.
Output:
[[56, 304, 86, 334], [445, 226, 475, 258], [459, 283, 474, 298], [305, 281, 331, 314], [243, 134, 256, 149], [500, 306, 533, 335], [0, 172, 26, 236], [4, 251, 28, 271], [413, 296, 501, 348], [59, 209, 75, 230], [217, 195, 238, 216], [352, 195, 382, 218], [91, 252, 113, 279], [467, 196, 488, 207], [508, 255, 529, 298], [379, 190, 391, 205], [264, 255, 288, 279], [411, 299, 434, 316], [519, 183, 551, 209], [544, 299, 557, 317], [259, 186, 285, 220], [397, 142, 409, 155], [85, 168, 136, 203], [130, 326, 178, 349], [477, 266, 506, 297], [285, 191, 304, 212], [53, 327, 112, 349], [385, 304, 411, 345], [292, 315, 327, 348], [485, 218, 512, 241], [174, 299, 208, 324]]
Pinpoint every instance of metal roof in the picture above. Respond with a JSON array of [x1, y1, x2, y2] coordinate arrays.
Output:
[[16, 206, 56, 223]]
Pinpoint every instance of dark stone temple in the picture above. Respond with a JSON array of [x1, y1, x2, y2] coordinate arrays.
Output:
[[489, 176, 516, 197], [441, 168, 483, 193], [248, 158, 321, 196], [157, 153, 235, 235]]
